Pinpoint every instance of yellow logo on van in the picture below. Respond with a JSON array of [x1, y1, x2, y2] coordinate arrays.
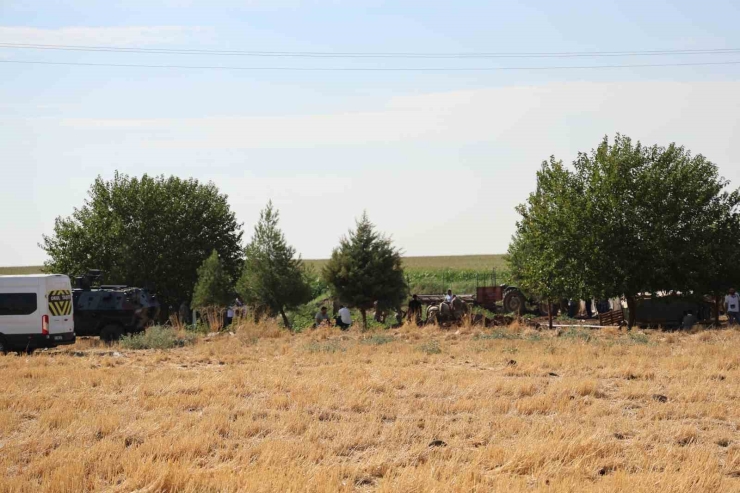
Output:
[[48, 290, 73, 316]]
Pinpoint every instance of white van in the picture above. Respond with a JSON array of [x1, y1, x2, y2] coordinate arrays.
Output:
[[0, 274, 76, 353]]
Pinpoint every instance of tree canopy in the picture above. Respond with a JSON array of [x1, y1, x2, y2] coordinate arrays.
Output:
[[236, 202, 313, 329], [322, 213, 407, 329], [509, 134, 740, 327], [191, 250, 234, 308], [41, 172, 243, 307]]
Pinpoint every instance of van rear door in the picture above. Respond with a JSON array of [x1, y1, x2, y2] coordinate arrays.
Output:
[[46, 276, 74, 336]]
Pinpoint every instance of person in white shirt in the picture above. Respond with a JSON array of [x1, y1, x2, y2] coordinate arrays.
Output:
[[336, 305, 352, 330], [726, 288, 740, 326], [444, 289, 453, 303]]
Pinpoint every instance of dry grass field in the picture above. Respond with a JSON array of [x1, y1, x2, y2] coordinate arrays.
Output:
[[2, 322, 740, 492]]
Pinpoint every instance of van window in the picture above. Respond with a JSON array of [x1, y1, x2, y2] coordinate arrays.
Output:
[[0, 293, 38, 316]]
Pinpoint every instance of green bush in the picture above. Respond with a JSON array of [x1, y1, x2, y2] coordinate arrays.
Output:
[[418, 340, 442, 355], [476, 329, 520, 340], [628, 332, 650, 345], [120, 326, 197, 350], [561, 327, 592, 342], [361, 334, 395, 346]]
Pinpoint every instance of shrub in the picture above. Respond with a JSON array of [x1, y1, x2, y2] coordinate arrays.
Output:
[[476, 329, 520, 341], [120, 326, 197, 350], [561, 328, 592, 342], [361, 334, 395, 346], [418, 340, 442, 354], [628, 332, 650, 345]]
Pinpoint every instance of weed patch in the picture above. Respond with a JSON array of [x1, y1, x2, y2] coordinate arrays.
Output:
[[119, 326, 197, 350], [361, 334, 395, 346], [418, 340, 442, 354]]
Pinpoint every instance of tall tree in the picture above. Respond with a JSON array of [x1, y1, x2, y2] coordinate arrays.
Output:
[[191, 250, 234, 308], [508, 157, 587, 329], [236, 202, 313, 329], [574, 135, 739, 326], [322, 213, 407, 329], [41, 172, 243, 307], [510, 134, 740, 328]]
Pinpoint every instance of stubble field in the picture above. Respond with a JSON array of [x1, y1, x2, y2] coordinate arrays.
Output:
[[2, 322, 740, 492]]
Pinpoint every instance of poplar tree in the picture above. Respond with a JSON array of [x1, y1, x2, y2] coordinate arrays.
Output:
[[236, 202, 312, 329]]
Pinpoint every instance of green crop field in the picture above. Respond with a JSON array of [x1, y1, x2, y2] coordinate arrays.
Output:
[[304, 254, 506, 273], [0, 255, 509, 295], [305, 255, 510, 296], [0, 266, 45, 275]]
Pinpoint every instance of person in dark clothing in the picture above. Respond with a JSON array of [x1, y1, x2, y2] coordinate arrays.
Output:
[[567, 300, 578, 318], [585, 299, 594, 319], [596, 299, 610, 314], [408, 294, 423, 325]]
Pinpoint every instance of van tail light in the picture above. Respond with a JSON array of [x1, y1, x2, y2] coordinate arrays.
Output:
[[42, 315, 49, 335]]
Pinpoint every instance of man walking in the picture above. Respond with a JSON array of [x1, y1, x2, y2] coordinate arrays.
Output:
[[725, 288, 740, 326]]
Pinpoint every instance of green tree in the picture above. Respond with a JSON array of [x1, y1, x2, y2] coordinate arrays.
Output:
[[510, 134, 740, 328], [41, 172, 243, 307], [691, 189, 740, 324], [322, 213, 407, 329], [191, 250, 234, 308], [236, 202, 313, 329], [574, 135, 740, 327], [508, 157, 587, 329]]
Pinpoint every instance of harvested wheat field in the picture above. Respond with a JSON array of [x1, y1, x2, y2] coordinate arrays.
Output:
[[2, 323, 740, 492]]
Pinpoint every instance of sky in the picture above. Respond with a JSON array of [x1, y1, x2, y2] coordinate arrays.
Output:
[[1, 0, 740, 266]]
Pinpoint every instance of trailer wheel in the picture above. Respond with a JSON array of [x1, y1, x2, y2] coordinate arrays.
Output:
[[503, 289, 526, 315], [100, 324, 123, 343], [0, 336, 7, 355]]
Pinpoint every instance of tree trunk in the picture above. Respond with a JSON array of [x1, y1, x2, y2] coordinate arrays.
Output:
[[626, 295, 636, 330], [279, 308, 291, 330], [547, 298, 553, 330], [360, 308, 367, 331]]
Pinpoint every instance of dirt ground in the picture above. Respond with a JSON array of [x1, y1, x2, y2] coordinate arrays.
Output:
[[2, 322, 740, 492]]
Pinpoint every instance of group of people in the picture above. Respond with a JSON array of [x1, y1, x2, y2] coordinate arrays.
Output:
[[312, 287, 740, 331], [314, 304, 353, 330], [681, 288, 740, 329]]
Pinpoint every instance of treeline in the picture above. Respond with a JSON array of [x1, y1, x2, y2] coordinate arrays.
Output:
[[508, 134, 740, 327], [41, 173, 406, 329]]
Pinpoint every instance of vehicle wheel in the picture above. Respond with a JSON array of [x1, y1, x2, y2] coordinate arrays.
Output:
[[100, 324, 123, 343], [0, 337, 7, 355], [503, 289, 526, 315]]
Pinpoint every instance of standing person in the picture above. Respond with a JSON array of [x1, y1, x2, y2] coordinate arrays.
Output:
[[179, 301, 190, 325], [444, 289, 453, 303], [596, 299, 610, 315], [336, 305, 352, 330], [726, 288, 740, 326], [225, 304, 234, 328], [408, 294, 423, 325]]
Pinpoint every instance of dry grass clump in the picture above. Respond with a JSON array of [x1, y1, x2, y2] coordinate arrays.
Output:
[[2, 323, 740, 492]]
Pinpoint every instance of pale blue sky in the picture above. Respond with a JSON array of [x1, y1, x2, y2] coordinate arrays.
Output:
[[2, 0, 740, 266]]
